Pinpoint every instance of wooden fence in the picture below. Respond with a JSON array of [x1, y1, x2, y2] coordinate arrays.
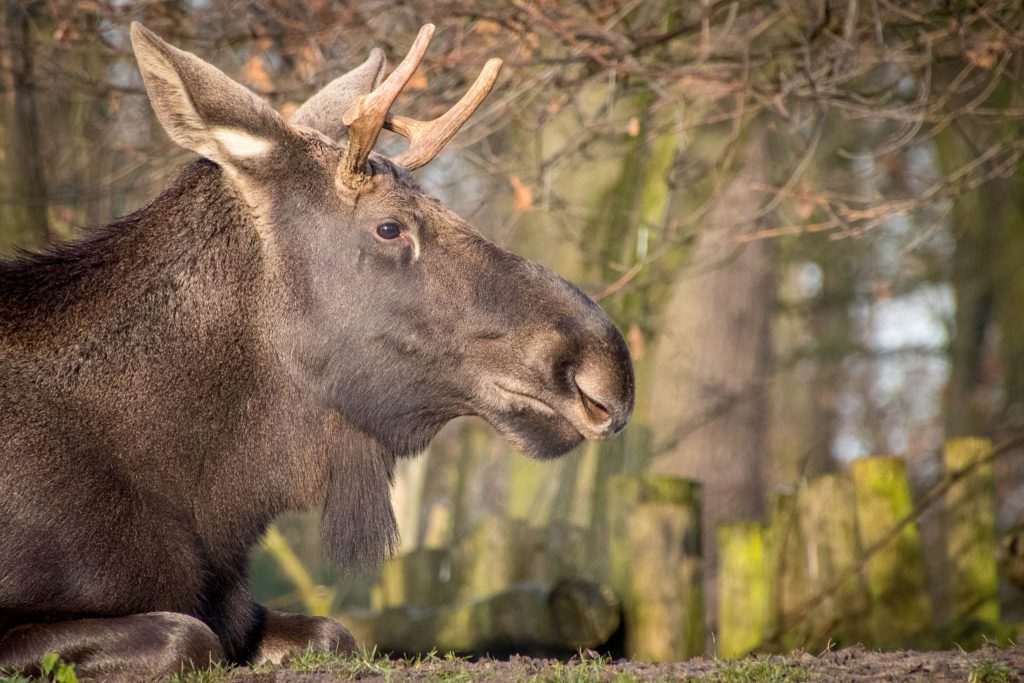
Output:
[[264, 437, 1022, 660]]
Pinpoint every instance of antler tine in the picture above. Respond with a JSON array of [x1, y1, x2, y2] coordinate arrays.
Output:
[[385, 58, 503, 170], [337, 24, 435, 188]]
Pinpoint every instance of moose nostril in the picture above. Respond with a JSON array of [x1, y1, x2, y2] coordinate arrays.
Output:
[[572, 351, 632, 436], [577, 386, 611, 426]]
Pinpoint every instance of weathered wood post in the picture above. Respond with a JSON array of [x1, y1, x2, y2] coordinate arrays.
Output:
[[944, 437, 999, 626], [766, 492, 807, 651], [717, 522, 771, 658], [851, 456, 933, 647], [608, 475, 704, 661], [793, 473, 871, 648]]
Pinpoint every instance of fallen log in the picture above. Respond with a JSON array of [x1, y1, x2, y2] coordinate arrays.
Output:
[[342, 578, 620, 655]]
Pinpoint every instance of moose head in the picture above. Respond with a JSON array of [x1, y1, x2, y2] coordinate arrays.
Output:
[[131, 22, 634, 460]]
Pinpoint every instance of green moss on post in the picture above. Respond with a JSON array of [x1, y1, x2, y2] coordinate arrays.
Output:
[[851, 456, 933, 647], [717, 522, 772, 659], [944, 438, 999, 625], [766, 493, 808, 651], [608, 475, 703, 661], [794, 474, 871, 649]]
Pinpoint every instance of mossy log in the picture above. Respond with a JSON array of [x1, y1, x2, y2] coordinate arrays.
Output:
[[851, 456, 933, 648], [944, 438, 999, 626], [457, 516, 592, 601], [371, 548, 457, 610], [607, 475, 703, 661], [344, 579, 619, 655]]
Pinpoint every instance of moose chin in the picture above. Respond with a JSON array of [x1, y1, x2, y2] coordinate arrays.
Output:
[[0, 23, 633, 680]]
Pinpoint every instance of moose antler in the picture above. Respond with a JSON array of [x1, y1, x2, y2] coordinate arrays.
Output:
[[337, 24, 503, 188], [384, 57, 502, 170]]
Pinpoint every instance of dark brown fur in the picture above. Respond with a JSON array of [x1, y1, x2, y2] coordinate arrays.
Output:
[[0, 25, 632, 679]]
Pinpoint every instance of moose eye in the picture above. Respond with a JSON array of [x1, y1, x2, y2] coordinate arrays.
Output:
[[375, 222, 402, 240]]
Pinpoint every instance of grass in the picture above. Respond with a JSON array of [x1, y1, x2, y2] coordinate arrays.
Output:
[[4, 647, 1019, 682], [710, 657, 811, 683], [0, 652, 79, 683], [529, 651, 639, 683], [169, 660, 237, 683], [968, 660, 1012, 683]]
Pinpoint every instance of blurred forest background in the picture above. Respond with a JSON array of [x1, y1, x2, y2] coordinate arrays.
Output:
[[3, 0, 1024, 660]]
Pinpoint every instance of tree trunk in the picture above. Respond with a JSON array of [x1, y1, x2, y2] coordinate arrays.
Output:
[[0, 1, 49, 252], [651, 129, 775, 632]]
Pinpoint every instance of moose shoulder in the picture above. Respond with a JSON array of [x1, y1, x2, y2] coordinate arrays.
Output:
[[0, 23, 633, 679]]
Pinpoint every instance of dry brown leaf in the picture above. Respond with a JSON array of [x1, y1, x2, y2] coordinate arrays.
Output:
[[794, 188, 817, 220], [965, 41, 1004, 69], [296, 44, 324, 83], [242, 56, 273, 93], [509, 175, 533, 213], [512, 42, 536, 60], [280, 102, 300, 122], [627, 324, 645, 361], [406, 68, 428, 91], [475, 20, 501, 35]]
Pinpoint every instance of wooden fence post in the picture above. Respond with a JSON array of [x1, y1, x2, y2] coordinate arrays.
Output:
[[717, 522, 771, 658], [851, 456, 933, 647], [793, 473, 872, 648], [608, 475, 704, 661], [944, 437, 999, 626], [766, 492, 806, 651]]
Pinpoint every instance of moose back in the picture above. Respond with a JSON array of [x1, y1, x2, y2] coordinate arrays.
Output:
[[0, 23, 633, 680]]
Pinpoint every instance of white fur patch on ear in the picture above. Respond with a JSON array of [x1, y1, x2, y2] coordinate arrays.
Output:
[[210, 127, 273, 158]]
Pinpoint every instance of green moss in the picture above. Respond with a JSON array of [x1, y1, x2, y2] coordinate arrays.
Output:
[[850, 457, 932, 647], [944, 438, 999, 625], [718, 523, 773, 659], [968, 660, 1012, 683]]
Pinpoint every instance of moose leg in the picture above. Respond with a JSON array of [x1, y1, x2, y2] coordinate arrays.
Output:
[[253, 608, 356, 665], [0, 612, 224, 681]]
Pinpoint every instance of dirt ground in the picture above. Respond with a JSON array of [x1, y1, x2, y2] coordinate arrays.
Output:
[[226, 641, 1024, 682]]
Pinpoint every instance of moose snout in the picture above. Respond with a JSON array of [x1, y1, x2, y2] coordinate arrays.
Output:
[[568, 334, 634, 440]]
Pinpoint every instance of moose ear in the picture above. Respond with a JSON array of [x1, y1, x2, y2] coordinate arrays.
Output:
[[130, 22, 287, 167], [290, 49, 387, 140]]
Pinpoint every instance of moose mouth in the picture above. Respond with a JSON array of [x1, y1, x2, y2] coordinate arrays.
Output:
[[483, 381, 621, 459]]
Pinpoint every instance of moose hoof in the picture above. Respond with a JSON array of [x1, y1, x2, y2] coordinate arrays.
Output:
[[256, 610, 356, 665]]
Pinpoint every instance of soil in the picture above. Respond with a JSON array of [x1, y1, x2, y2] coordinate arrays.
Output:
[[228, 641, 1024, 682]]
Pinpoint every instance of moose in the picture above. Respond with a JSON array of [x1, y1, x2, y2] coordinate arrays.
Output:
[[0, 22, 633, 680]]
